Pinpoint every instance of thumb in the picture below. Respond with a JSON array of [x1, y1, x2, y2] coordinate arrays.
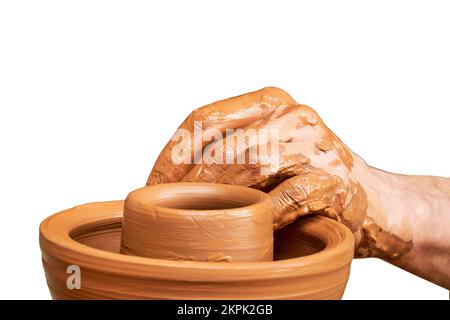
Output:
[[269, 173, 344, 230]]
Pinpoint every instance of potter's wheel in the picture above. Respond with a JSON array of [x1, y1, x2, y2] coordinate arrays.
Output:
[[40, 200, 354, 300]]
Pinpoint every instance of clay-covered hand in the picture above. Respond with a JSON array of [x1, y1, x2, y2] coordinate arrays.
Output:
[[147, 87, 450, 289], [147, 87, 369, 254]]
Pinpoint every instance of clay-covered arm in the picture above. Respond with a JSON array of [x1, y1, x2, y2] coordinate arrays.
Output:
[[351, 157, 450, 289]]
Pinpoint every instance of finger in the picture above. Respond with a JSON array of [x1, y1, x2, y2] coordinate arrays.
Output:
[[181, 104, 316, 185], [216, 141, 310, 188], [181, 119, 271, 184], [180, 121, 249, 183], [269, 173, 345, 230], [147, 87, 296, 185]]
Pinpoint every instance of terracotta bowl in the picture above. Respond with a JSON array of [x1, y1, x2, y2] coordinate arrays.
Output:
[[40, 200, 354, 299]]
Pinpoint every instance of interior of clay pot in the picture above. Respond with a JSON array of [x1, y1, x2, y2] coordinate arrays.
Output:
[[70, 217, 326, 260]]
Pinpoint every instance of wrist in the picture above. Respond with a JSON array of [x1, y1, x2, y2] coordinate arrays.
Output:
[[350, 157, 413, 260], [352, 158, 450, 288]]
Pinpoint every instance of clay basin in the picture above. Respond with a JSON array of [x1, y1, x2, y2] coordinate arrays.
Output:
[[40, 198, 354, 299]]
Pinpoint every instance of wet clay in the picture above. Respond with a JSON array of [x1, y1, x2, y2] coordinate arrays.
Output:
[[120, 183, 273, 262], [39, 201, 354, 299], [356, 216, 413, 260]]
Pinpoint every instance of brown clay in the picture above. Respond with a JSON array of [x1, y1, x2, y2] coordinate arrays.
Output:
[[39, 200, 354, 299], [121, 183, 273, 262]]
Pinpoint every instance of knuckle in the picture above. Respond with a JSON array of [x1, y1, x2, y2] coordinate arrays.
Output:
[[261, 86, 295, 104], [189, 107, 205, 122], [261, 86, 287, 97], [292, 104, 319, 118]]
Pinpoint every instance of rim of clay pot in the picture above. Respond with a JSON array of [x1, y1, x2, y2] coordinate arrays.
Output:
[[40, 200, 354, 282], [125, 182, 270, 216]]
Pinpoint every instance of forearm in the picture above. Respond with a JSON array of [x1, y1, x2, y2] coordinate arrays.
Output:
[[352, 158, 450, 289]]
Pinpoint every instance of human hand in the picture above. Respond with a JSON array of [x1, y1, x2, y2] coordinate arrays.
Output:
[[147, 87, 450, 288], [147, 87, 368, 247]]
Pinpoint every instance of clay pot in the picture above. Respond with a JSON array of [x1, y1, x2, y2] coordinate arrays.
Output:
[[39, 200, 354, 299], [120, 183, 273, 262]]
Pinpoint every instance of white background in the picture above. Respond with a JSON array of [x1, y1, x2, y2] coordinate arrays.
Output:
[[0, 1, 449, 299]]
